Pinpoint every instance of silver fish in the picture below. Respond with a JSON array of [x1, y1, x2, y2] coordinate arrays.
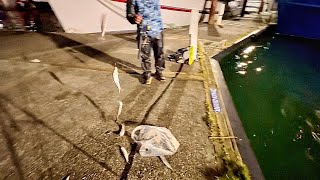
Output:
[[30, 59, 41, 63], [116, 101, 123, 121], [160, 156, 173, 170], [119, 124, 125, 137], [312, 132, 320, 143], [113, 66, 121, 93], [121, 147, 129, 163], [63, 175, 70, 180]]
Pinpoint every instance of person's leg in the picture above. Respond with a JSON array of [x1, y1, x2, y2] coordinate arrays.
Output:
[[139, 34, 152, 84], [208, 0, 217, 25], [216, 2, 225, 27], [153, 32, 165, 80], [24, 10, 30, 27]]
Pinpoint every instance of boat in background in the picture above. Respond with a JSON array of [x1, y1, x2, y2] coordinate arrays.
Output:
[[278, 0, 320, 40], [43, 0, 206, 33], [1, 0, 271, 34]]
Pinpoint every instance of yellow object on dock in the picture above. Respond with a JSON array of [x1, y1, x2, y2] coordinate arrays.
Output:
[[188, 46, 195, 65]]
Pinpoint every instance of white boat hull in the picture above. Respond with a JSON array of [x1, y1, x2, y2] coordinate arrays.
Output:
[[47, 0, 205, 33]]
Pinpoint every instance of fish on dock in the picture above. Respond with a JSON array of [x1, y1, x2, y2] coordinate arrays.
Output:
[[119, 124, 125, 137], [113, 65, 121, 93], [121, 147, 129, 163]]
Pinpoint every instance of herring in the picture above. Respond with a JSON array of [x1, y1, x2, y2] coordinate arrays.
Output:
[[113, 65, 121, 93], [116, 101, 123, 121], [121, 147, 129, 163], [30, 59, 41, 63], [119, 124, 125, 137]]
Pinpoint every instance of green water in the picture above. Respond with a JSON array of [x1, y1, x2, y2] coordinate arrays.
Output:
[[220, 35, 320, 179]]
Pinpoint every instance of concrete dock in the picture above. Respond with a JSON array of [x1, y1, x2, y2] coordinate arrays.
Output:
[[0, 17, 266, 179]]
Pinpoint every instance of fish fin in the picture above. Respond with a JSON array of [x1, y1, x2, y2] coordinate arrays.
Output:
[[160, 156, 173, 170]]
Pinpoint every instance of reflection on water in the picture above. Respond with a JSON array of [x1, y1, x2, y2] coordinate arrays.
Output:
[[221, 35, 320, 179], [255, 67, 262, 72], [242, 45, 256, 54]]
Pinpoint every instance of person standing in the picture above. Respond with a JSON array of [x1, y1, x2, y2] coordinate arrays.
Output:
[[16, 0, 39, 31], [126, 0, 166, 85]]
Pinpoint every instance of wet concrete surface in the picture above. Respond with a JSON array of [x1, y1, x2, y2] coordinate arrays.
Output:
[[0, 17, 266, 179]]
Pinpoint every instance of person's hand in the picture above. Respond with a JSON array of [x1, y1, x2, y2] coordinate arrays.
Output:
[[134, 15, 143, 24]]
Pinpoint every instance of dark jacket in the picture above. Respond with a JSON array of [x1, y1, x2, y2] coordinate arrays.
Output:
[[126, 0, 137, 24]]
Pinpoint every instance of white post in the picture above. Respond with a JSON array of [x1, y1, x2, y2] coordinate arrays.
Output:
[[101, 13, 108, 38], [189, 9, 199, 65]]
